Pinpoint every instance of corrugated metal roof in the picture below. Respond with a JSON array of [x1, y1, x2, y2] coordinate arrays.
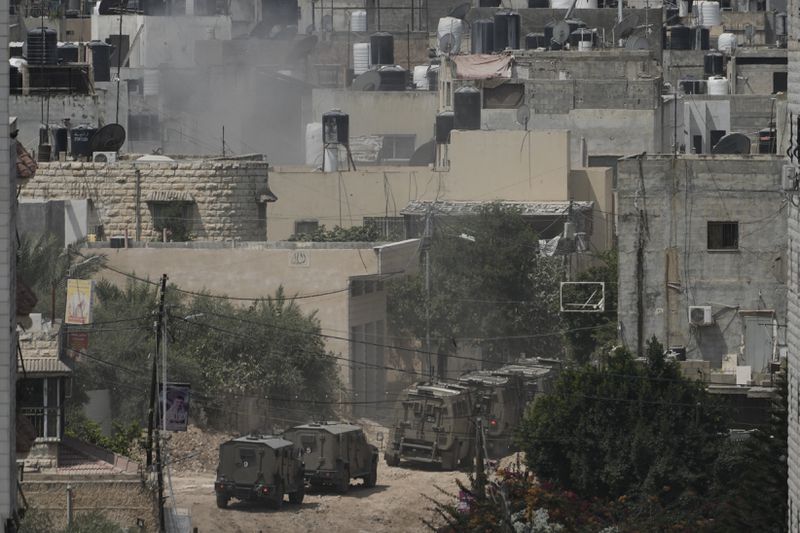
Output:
[[146, 191, 195, 203], [19, 357, 72, 375], [400, 200, 594, 217]]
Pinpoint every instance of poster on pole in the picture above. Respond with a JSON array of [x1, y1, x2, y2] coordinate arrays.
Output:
[[65, 279, 95, 325], [158, 382, 190, 432]]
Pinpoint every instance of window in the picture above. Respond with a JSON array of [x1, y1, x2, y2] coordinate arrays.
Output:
[[257, 202, 267, 237], [351, 279, 364, 297], [294, 219, 319, 236], [150, 202, 193, 241], [773, 72, 788, 93], [483, 84, 525, 109], [707, 221, 739, 250], [380, 135, 416, 163]]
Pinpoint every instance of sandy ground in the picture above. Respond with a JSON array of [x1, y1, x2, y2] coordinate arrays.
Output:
[[169, 460, 469, 533]]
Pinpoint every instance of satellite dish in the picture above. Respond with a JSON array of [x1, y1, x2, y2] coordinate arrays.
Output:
[[89, 123, 126, 152], [447, 2, 471, 20], [438, 33, 456, 55], [350, 70, 381, 91], [625, 36, 651, 49], [612, 14, 640, 41], [516, 105, 530, 129], [409, 139, 436, 166], [551, 21, 571, 46], [711, 133, 751, 154]]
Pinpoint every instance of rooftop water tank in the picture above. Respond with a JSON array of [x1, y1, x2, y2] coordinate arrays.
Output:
[[426, 65, 439, 91], [350, 10, 367, 32], [693, 27, 710, 50], [88, 40, 113, 82], [27, 27, 58, 65], [696, 1, 721, 28], [680, 77, 705, 94], [525, 32, 546, 49], [57, 42, 79, 63], [413, 65, 430, 90], [703, 52, 724, 76], [707, 75, 728, 95], [353, 43, 370, 75], [493, 10, 520, 51], [575, 0, 598, 8], [377, 65, 407, 91], [435, 111, 455, 144], [370, 32, 394, 66], [70, 125, 97, 160], [322, 109, 349, 145], [471, 19, 494, 54], [717, 32, 737, 53], [551, 0, 572, 7], [453, 86, 481, 130], [669, 25, 692, 50]]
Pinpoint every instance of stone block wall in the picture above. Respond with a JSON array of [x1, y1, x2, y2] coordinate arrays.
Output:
[[22, 478, 158, 532], [18, 160, 272, 242]]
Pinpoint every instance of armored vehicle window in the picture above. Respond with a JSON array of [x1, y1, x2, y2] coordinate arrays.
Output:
[[301, 435, 316, 453], [239, 448, 255, 466]]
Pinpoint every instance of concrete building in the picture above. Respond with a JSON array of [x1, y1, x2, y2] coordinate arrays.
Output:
[[617, 155, 785, 384], [18, 157, 274, 243]]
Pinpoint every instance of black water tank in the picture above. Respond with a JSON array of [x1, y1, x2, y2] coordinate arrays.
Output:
[[426, 66, 439, 92], [525, 32, 546, 49], [694, 27, 710, 50], [10, 43, 23, 57], [493, 10, 521, 51], [10, 67, 22, 94], [58, 42, 79, 64], [27, 27, 58, 65], [322, 109, 349, 145], [759, 127, 776, 154], [453, 86, 481, 130], [52, 127, 69, 156], [70, 126, 97, 159], [703, 52, 724, 76], [88, 40, 113, 82], [370, 32, 394, 66], [669, 25, 692, 50], [435, 111, 455, 144], [471, 19, 494, 54], [528, 0, 549, 6], [377, 65, 407, 91], [569, 28, 594, 48]]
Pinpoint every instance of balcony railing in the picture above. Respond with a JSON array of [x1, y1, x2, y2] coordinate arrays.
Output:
[[20, 406, 61, 440]]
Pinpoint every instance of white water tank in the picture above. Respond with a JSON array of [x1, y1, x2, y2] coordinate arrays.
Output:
[[437, 17, 464, 54], [143, 69, 159, 96], [696, 1, 721, 27], [679, 0, 689, 17], [575, 0, 598, 8], [324, 146, 339, 172], [350, 10, 367, 32], [413, 65, 429, 90], [551, 0, 572, 7], [353, 43, 370, 75], [707, 75, 729, 95], [305, 123, 323, 167], [717, 33, 737, 53], [578, 40, 593, 51]]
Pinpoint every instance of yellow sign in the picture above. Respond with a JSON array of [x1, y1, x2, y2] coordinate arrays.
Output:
[[65, 279, 95, 325]]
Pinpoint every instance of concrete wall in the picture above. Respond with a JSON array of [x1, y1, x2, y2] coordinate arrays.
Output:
[[0, 0, 15, 521], [617, 155, 785, 368], [89, 242, 384, 389], [18, 159, 272, 242], [311, 89, 438, 153]]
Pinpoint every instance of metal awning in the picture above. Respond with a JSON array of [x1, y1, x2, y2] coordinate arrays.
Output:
[[146, 191, 195, 203], [19, 357, 72, 376]]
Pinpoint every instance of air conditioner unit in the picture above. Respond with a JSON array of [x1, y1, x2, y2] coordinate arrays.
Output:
[[688, 305, 714, 326], [782, 164, 798, 191], [92, 151, 117, 163]]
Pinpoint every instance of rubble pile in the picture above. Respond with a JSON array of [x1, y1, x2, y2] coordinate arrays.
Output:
[[163, 425, 235, 474]]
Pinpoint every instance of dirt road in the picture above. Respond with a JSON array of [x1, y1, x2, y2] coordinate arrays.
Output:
[[170, 461, 468, 533]]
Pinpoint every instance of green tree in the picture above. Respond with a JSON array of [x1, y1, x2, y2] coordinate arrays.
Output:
[[516, 338, 727, 500], [388, 204, 563, 370], [288, 224, 387, 242]]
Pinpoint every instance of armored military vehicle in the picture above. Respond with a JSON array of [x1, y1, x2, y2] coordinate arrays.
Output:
[[283, 422, 378, 493], [214, 434, 305, 509]]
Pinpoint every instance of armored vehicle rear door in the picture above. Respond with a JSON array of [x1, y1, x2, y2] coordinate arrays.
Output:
[[296, 431, 324, 470], [222, 442, 263, 485]]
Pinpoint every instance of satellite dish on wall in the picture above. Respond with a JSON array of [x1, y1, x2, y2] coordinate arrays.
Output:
[[625, 36, 651, 49], [89, 123, 126, 152], [711, 132, 751, 154], [438, 33, 456, 55], [612, 14, 640, 41], [409, 139, 436, 166], [350, 70, 381, 91], [551, 21, 571, 46]]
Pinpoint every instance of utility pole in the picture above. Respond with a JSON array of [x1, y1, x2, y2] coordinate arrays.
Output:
[[146, 274, 167, 532], [424, 206, 432, 379], [673, 86, 678, 156], [474, 415, 487, 500]]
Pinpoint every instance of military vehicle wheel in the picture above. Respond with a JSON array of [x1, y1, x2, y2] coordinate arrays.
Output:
[[385, 454, 400, 467], [364, 459, 378, 488], [336, 468, 350, 494], [289, 483, 305, 504], [215, 493, 229, 509]]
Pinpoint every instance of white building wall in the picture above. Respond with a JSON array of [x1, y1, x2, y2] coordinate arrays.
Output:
[[0, 0, 15, 524]]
